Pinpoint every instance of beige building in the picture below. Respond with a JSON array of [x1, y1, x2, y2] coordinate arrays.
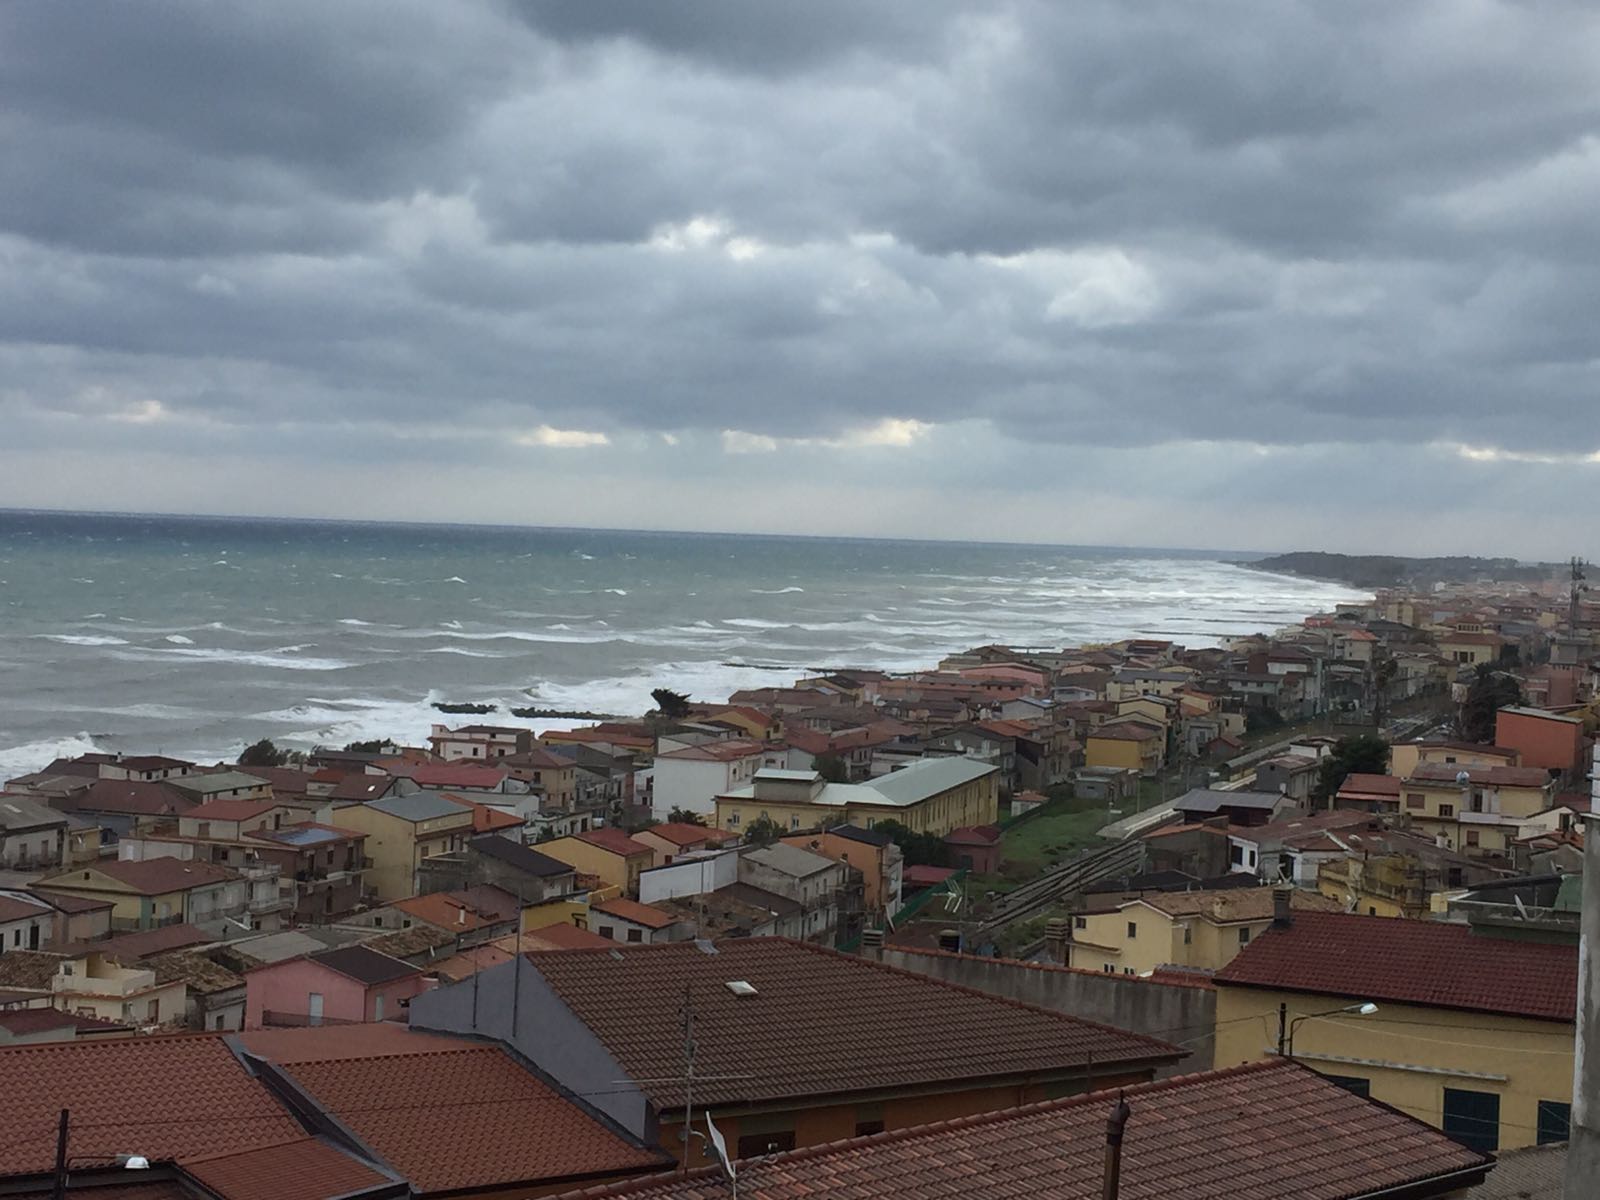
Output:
[[331, 792, 475, 900], [1067, 887, 1341, 976], [1213, 911, 1575, 1154], [1400, 764, 1555, 856], [715, 758, 999, 839], [52, 951, 186, 1027]]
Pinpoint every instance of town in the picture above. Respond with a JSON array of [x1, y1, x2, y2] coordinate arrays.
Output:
[[1, 568, 1596, 1200]]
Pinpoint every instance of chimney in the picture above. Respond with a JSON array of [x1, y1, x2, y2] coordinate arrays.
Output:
[[859, 928, 885, 961], [1272, 887, 1293, 929], [1102, 1095, 1132, 1200], [1044, 917, 1070, 965], [937, 928, 961, 953]]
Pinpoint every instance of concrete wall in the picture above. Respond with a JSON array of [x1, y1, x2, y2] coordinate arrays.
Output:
[[408, 956, 654, 1142], [639, 850, 738, 903], [877, 947, 1214, 1075]]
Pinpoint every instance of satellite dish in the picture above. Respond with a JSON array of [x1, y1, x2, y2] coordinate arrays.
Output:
[[706, 1114, 737, 1181]]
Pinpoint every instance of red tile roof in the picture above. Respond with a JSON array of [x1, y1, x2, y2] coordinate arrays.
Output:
[[576, 828, 653, 858], [902, 865, 957, 886], [74, 780, 194, 816], [279, 1044, 669, 1192], [519, 924, 616, 951], [591, 897, 677, 930], [944, 824, 1001, 846], [641, 822, 731, 847], [43, 857, 239, 895], [1408, 763, 1551, 788], [656, 738, 768, 762], [236, 1022, 465, 1063], [406, 763, 510, 789], [1214, 911, 1578, 1021], [1337, 772, 1402, 797], [523, 939, 1181, 1112], [0, 894, 50, 924], [179, 1136, 393, 1200], [0, 1035, 302, 1176], [554, 1059, 1489, 1200], [390, 892, 508, 933]]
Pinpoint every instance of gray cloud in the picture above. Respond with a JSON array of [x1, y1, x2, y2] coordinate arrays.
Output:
[[0, 0, 1596, 551]]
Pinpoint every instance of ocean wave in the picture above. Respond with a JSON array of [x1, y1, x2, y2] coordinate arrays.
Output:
[[751, 586, 805, 594], [0, 732, 104, 779], [164, 634, 195, 645], [34, 634, 130, 647], [112, 646, 354, 671]]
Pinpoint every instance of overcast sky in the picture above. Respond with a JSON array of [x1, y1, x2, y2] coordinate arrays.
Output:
[[1, 2, 1595, 557]]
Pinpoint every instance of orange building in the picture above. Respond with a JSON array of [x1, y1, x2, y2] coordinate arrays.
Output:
[[1495, 706, 1585, 777]]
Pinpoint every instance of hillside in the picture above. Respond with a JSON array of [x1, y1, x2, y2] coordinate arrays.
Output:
[[1249, 552, 1550, 590]]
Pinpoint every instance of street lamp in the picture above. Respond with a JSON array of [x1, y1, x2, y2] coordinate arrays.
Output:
[[1278, 1002, 1379, 1058]]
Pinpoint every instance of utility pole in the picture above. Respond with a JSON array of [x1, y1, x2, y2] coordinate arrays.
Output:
[[51, 1109, 69, 1200]]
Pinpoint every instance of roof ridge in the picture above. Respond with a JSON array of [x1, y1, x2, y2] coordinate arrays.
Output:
[[880, 944, 1215, 990]]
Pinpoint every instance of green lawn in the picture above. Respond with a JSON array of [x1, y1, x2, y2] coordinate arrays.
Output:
[[994, 797, 1109, 874]]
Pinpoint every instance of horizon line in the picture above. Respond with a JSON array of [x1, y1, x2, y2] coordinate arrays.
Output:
[[0, 504, 1291, 561]]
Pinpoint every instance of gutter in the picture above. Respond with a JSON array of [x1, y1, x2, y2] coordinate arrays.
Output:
[[1347, 1161, 1493, 1199]]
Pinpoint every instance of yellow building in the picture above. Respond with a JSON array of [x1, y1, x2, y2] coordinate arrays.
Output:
[[1435, 633, 1506, 667], [539, 828, 654, 895], [35, 858, 243, 931], [1083, 724, 1164, 775], [1067, 887, 1341, 976], [331, 792, 476, 901], [1399, 764, 1555, 856], [714, 759, 999, 839], [1212, 911, 1576, 1153]]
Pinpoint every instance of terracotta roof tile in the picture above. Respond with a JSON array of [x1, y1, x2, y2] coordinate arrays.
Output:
[[1138, 887, 1343, 922], [180, 1136, 393, 1200], [182, 798, 282, 822], [280, 1045, 669, 1191], [1214, 911, 1578, 1020], [41, 857, 238, 896], [526, 939, 1181, 1111], [641, 822, 732, 848], [0, 1035, 302, 1176], [555, 1060, 1489, 1199], [1408, 763, 1551, 788], [591, 897, 677, 930], [576, 828, 653, 858]]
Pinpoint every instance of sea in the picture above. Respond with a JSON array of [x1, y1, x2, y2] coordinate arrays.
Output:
[[0, 510, 1366, 778]]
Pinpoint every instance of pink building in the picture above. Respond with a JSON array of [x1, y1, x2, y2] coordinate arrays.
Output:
[[244, 944, 428, 1028]]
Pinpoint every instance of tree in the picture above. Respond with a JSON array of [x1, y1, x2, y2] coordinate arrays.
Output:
[[238, 738, 286, 768], [875, 819, 953, 868], [343, 739, 384, 753], [667, 807, 707, 826], [650, 687, 692, 719], [742, 815, 783, 847], [1313, 733, 1391, 802], [1460, 665, 1522, 744], [811, 752, 849, 783]]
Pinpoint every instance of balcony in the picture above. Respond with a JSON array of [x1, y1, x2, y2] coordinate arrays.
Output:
[[53, 959, 159, 998]]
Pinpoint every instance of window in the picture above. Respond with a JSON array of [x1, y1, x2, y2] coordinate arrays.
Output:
[[597, 925, 615, 939], [1442, 1088, 1500, 1154], [146, 999, 160, 1022], [1122, 967, 1135, 975], [374, 994, 385, 1021], [1537, 1100, 1571, 1145], [1103, 963, 1115, 973], [1368, 906, 1378, 916], [1324, 1074, 1371, 1098], [1073, 916, 1087, 930], [728, 812, 740, 827], [213, 1014, 226, 1030], [1465, 830, 1479, 847], [1406, 793, 1425, 810], [1126, 921, 1138, 939], [1439, 804, 1455, 818], [1230, 845, 1244, 865], [627, 928, 643, 943], [1238, 927, 1251, 946], [1183, 925, 1192, 945]]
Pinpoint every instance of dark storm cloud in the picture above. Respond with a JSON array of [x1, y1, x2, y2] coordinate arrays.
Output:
[[0, 0, 1596, 487]]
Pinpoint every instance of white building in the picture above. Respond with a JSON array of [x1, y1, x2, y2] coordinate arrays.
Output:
[[650, 739, 771, 821]]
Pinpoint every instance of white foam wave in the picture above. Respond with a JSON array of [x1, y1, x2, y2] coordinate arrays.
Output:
[[605, 589, 628, 596], [164, 634, 195, 645], [751, 586, 805, 594], [0, 732, 104, 779], [113, 646, 354, 671], [445, 576, 467, 584], [35, 634, 130, 647]]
